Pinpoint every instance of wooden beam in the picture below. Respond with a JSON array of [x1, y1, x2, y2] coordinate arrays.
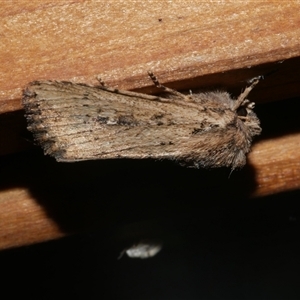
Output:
[[1, 1, 300, 113]]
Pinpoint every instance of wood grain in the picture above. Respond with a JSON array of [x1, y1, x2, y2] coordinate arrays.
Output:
[[1, 1, 300, 113], [249, 133, 300, 197], [0, 188, 65, 249]]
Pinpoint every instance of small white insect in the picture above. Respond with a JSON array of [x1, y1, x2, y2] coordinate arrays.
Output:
[[119, 240, 162, 259]]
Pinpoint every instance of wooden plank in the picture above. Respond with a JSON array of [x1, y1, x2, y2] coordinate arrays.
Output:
[[249, 133, 300, 197], [1, 1, 300, 113], [0, 188, 65, 249]]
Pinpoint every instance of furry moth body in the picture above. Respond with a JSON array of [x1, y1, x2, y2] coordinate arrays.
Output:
[[23, 72, 261, 170]]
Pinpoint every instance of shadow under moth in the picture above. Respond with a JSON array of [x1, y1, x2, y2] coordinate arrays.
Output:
[[23, 72, 262, 170]]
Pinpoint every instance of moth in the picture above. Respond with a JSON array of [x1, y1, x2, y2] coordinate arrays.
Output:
[[23, 72, 262, 170]]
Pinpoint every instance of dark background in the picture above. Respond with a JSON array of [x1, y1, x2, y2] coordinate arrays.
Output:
[[1, 188, 299, 299]]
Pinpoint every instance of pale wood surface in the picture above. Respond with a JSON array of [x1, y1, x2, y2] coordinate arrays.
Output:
[[249, 133, 300, 197], [0, 188, 65, 249], [0, 1, 300, 250], [1, 1, 300, 112]]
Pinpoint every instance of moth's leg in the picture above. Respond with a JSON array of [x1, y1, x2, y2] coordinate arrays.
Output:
[[240, 99, 255, 109], [233, 76, 262, 111], [148, 71, 192, 101], [237, 101, 256, 122]]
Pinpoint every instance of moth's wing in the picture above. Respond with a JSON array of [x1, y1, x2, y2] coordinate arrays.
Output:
[[23, 81, 248, 168]]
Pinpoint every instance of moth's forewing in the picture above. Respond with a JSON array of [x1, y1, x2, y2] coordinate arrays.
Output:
[[24, 82, 228, 160]]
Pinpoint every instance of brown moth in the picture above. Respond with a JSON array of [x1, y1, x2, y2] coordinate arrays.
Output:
[[23, 72, 261, 170]]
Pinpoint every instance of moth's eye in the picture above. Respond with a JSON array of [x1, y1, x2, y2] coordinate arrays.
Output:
[[237, 107, 247, 117]]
